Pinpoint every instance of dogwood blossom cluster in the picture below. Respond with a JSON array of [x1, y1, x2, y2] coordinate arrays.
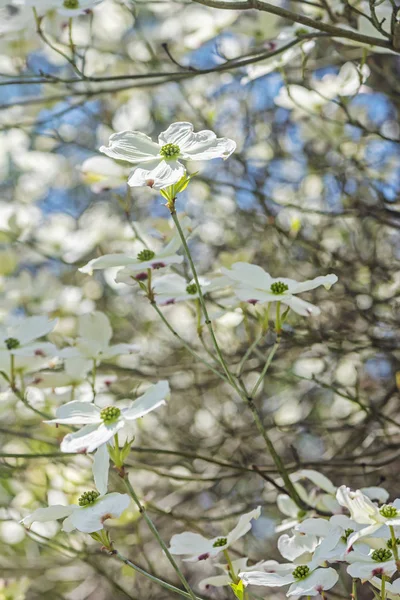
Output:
[[165, 470, 400, 599]]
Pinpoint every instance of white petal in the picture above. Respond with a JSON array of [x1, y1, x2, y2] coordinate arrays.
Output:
[[13, 342, 58, 357], [127, 159, 185, 190], [179, 130, 236, 160], [100, 130, 160, 164], [221, 263, 273, 290], [240, 570, 294, 587], [93, 444, 110, 496], [63, 493, 130, 533], [278, 531, 318, 562], [277, 494, 299, 519], [297, 518, 331, 538], [227, 506, 261, 546], [294, 469, 336, 495], [336, 486, 380, 524], [21, 504, 75, 527], [290, 274, 338, 294], [45, 401, 101, 425], [347, 560, 396, 580], [78, 312, 112, 352], [361, 487, 390, 504], [12, 316, 57, 345], [159, 122, 195, 147], [287, 567, 338, 596], [169, 531, 214, 558], [122, 380, 169, 421], [282, 296, 321, 317], [114, 255, 184, 282], [106, 343, 140, 357], [79, 254, 141, 275], [198, 574, 231, 590], [60, 420, 124, 453], [347, 524, 382, 548]]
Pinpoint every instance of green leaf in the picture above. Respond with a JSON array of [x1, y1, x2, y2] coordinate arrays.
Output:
[[230, 580, 245, 600]]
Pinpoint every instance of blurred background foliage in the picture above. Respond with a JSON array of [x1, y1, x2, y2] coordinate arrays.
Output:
[[1, 0, 400, 598]]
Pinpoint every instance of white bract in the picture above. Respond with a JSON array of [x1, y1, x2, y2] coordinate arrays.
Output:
[[99, 122, 236, 190], [199, 557, 271, 591], [59, 311, 139, 362], [0, 316, 57, 367], [80, 155, 129, 193], [45, 380, 169, 453], [25, 0, 104, 17], [240, 558, 338, 597], [221, 263, 337, 316], [21, 445, 130, 533], [169, 506, 261, 562]]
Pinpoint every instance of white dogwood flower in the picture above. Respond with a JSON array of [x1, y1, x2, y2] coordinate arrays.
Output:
[[221, 263, 337, 316], [20, 445, 129, 533], [347, 545, 397, 581], [45, 380, 169, 453], [0, 316, 57, 361], [79, 219, 192, 280], [336, 486, 400, 547], [240, 559, 338, 597], [169, 506, 261, 562], [298, 515, 364, 563], [99, 122, 236, 190], [25, 0, 104, 17]]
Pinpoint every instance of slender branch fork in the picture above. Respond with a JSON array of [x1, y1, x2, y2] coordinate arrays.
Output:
[[121, 474, 198, 600], [166, 200, 305, 509]]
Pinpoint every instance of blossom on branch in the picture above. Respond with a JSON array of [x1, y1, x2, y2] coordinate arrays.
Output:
[[99, 122, 236, 189]]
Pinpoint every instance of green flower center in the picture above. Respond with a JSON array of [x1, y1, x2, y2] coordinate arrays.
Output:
[[78, 490, 100, 506], [341, 528, 355, 543], [160, 143, 180, 160], [186, 283, 198, 295], [387, 538, 400, 549], [137, 249, 155, 262], [63, 0, 79, 8], [5, 337, 20, 350], [372, 548, 392, 562], [212, 537, 227, 548], [270, 281, 289, 295], [100, 406, 121, 424], [380, 505, 398, 518], [292, 565, 310, 580]]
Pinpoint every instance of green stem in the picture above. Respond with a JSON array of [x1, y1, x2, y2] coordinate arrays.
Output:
[[381, 574, 386, 600], [351, 578, 358, 600], [150, 300, 229, 383], [114, 552, 204, 600], [223, 549, 239, 584], [91, 359, 97, 400], [236, 332, 264, 378], [170, 208, 238, 390], [122, 476, 197, 600], [10, 353, 15, 389], [250, 335, 281, 397], [390, 525, 399, 561]]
